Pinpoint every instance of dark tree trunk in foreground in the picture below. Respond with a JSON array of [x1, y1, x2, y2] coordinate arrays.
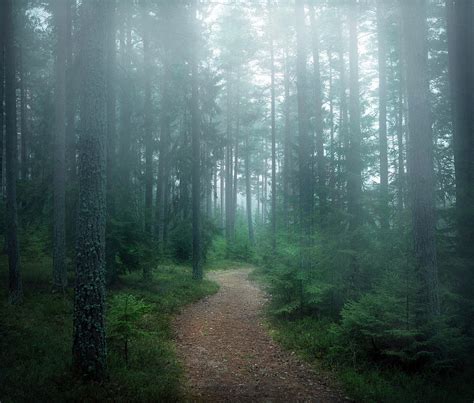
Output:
[[53, 0, 68, 290], [377, 0, 389, 230], [0, 0, 5, 196], [5, 0, 22, 304], [73, 0, 108, 380], [401, 0, 440, 319], [19, 45, 28, 181], [447, 0, 474, 262], [191, 0, 202, 280]]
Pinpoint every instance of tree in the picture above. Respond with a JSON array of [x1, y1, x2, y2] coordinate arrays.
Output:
[[4, 0, 22, 304], [295, 0, 312, 240], [447, 0, 474, 263], [401, 0, 440, 318], [377, 0, 389, 230], [347, 0, 362, 230], [191, 0, 202, 280], [269, 1, 277, 250], [72, 0, 108, 380], [309, 4, 326, 227], [53, 0, 68, 291]]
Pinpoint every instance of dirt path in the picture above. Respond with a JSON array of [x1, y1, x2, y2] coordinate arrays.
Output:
[[174, 268, 348, 402]]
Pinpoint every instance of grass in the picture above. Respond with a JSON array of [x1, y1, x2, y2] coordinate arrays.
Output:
[[264, 302, 474, 403], [0, 255, 218, 402]]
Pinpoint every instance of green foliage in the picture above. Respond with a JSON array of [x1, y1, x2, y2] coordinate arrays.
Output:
[[0, 257, 218, 401], [169, 217, 219, 263], [108, 294, 152, 367], [107, 219, 155, 275]]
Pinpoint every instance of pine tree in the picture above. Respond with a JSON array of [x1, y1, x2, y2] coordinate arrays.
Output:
[[72, 0, 108, 380]]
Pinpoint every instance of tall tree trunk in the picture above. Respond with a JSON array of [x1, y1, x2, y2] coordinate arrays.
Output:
[[337, 17, 349, 209], [347, 1, 363, 230], [191, 0, 202, 280], [401, 0, 440, 319], [118, 15, 132, 211], [309, 5, 326, 227], [225, 71, 234, 242], [143, 2, 153, 241], [397, 20, 405, 221], [4, 0, 22, 304], [0, 1, 5, 197], [156, 61, 170, 251], [377, 0, 389, 230], [105, 0, 117, 285], [269, 2, 277, 250], [19, 45, 28, 181], [283, 46, 291, 233], [66, 0, 77, 182], [245, 130, 254, 245], [53, 0, 68, 291], [327, 49, 336, 205], [72, 0, 108, 380], [295, 0, 312, 241], [447, 0, 474, 262]]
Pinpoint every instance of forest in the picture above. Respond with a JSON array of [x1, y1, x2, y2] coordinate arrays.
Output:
[[0, 0, 473, 401]]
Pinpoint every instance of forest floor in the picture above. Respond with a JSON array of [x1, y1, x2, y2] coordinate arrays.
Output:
[[174, 268, 349, 402]]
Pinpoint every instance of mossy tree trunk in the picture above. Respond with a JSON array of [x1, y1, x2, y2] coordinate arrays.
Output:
[[72, 0, 108, 380]]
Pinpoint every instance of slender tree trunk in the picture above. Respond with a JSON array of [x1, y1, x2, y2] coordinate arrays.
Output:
[[66, 0, 77, 182], [295, 0, 312, 241], [269, 3, 277, 250], [347, 1, 363, 230], [225, 71, 234, 242], [73, 0, 108, 380], [0, 2, 5, 197], [220, 163, 224, 228], [118, 16, 132, 210], [143, 3, 153, 241], [377, 0, 389, 230], [397, 22, 405, 221], [245, 129, 254, 245], [19, 45, 28, 181], [309, 5, 326, 227], [283, 47, 291, 233], [156, 63, 170, 250], [338, 17, 349, 209], [191, 0, 202, 280], [328, 49, 336, 204], [4, 0, 22, 304], [401, 0, 440, 319], [53, 0, 68, 291]]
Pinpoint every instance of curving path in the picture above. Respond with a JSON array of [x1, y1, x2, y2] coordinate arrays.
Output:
[[174, 268, 348, 402]]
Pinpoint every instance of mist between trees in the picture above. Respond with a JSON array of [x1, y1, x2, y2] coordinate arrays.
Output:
[[0, 0, 473, 400]]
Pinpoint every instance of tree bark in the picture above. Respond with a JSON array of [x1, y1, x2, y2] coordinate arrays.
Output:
[[53, 0, 68, 291], [447, 0, 474, 261], [401, 0, 440, 319], [309, 5, 327, 227], [295, 0, 312, 240], [191, 0, 202, 280], [347, 1, 363, 230], [143, 1, 153, 241], [4, 0, 22, 304], [377, 0, 389, 230], [72, 0, 108, 380]]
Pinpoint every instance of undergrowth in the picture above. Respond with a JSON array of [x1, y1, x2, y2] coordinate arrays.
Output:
[[0, 255, 218, 402]]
